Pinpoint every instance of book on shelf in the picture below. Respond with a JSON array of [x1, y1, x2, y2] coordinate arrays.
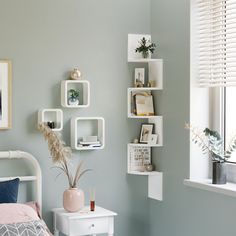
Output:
[[78, 141, 101, 148], [79, 141, 100, 145]]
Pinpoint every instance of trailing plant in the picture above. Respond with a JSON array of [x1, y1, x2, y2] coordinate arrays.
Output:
[[68, 89, 79, 99], [38, 123, 91, 188], [135, 37, 156, 58], [185, 123, 236, 162]]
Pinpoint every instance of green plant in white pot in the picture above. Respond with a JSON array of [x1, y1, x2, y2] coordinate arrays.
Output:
[[68, 89, 79, 106], [186, 124, 236, 184], [135, 37, 156, 59]]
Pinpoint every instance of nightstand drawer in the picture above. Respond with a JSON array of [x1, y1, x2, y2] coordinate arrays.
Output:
[[70, 217, 109, 236]]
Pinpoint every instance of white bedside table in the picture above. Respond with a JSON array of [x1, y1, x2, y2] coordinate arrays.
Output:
[[52, 206, 117, 236]]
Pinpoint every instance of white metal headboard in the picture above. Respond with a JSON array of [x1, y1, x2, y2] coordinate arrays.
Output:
[[0, 151, 42, 213]]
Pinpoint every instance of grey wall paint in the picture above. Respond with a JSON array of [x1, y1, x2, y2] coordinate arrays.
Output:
[[0, 1, 152, 235], [150, 0, 236, 236], [1, 1, 235, 236]]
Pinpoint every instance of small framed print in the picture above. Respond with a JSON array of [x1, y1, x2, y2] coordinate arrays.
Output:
[[139, 123, 154, 143], [134, 68, 145, 87], [148, 134, 158, 145], [129, 146, 151, 172], [135, 93, 154, 116], [0, 60, 12, 130]]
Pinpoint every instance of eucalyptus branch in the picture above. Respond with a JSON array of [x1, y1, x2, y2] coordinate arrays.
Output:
[[185, 123, 228, 162]]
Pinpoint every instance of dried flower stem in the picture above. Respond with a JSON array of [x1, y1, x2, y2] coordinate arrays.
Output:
[[38, 123, 91, 188]]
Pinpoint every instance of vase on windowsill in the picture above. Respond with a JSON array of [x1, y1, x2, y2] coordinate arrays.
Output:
[[212, 161, 227, 185]]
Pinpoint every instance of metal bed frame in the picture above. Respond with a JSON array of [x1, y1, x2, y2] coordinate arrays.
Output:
[[0, 151, 42, 214]]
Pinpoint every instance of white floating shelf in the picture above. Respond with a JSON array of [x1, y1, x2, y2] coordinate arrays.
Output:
[[128, 143, 163, 147], [128, 171, 162, 176], [127, 88, 163, 118], [128, 87, 162, 91], [61, 80, 90, 108], [128, 170, 163, 201], [38, 109, 63, 131], [127, 34, 164, 201], [127, 116, 163, 147], [128, 59, 162, 63], [70, 117, 105, 150], [128, 115, 162, 119]]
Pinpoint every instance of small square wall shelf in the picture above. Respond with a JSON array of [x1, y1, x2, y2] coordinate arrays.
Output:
[[71, 117, 105, 150], [61, 80, 90, 108], [38, 109, 63, 131]]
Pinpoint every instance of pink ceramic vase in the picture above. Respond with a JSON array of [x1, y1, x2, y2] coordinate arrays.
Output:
[[63, 188, 85, 212]]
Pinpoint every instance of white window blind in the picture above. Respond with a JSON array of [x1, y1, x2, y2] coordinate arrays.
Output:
[[196, 0, 236, 87]]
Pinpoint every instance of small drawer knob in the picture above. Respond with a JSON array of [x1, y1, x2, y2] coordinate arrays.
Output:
[[91, 224, 95, 228]]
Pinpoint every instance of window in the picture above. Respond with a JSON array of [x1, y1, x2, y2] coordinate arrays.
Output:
[[186, 0, 236, 193], [225, 87, 236, 163], [195, 0, 236, 160]]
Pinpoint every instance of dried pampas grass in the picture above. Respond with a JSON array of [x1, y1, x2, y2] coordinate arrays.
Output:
[[38, 123, 91, 188]]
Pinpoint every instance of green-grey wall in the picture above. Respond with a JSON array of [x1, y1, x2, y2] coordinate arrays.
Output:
[[1, 1, 236, 236], [0, 1, 151, 235], [150, 0, 236, 236]]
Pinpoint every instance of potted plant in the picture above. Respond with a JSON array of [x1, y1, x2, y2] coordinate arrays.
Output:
[[38, 123, 91, 212], [186, 124, 236, 184], [68, 89, 79, 106], [135, 37, 156, 59]]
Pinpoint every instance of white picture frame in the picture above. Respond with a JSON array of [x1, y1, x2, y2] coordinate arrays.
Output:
[[148, 134, 158, 145], [134, 68, 145, 87], [0, 60, 12, 130], [139, 123, 154, 143]]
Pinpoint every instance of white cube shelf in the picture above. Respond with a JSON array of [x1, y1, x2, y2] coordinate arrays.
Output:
[[38, 109, 63, 131], [71, 117, 105, 150], [61, 80, 90, 108]]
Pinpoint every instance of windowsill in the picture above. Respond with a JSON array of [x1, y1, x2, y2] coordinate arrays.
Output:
[[184, 179, 236, 198]]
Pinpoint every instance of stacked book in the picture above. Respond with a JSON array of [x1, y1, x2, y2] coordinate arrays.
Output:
[[78, 141, 101, 148]]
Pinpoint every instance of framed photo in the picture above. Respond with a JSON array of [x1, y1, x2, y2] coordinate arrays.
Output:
[[129, 146, 151, 172], [134, 68, 145, 87], [0, 60, 12, 130], [139, 123, 154, 143], [135, 92, 154, 116], [148, 134, 158, 145]]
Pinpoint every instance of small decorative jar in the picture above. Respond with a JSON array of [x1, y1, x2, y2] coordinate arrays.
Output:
[[70, 68, 82, 80], [145, 163, 154, 172]]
